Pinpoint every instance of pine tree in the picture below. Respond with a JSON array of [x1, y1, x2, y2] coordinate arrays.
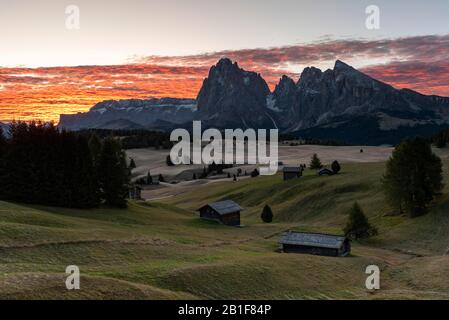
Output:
[[261, 205, 273, 223], [383, 137, 443, 217], [200, 166, 207, 178], [129, 158, 137, 170], [310, 153, 322, 169], [343, 202, 377, 240], [98, 137, 130, 208], [331, 160, 341, 174], [251, 168, 260, 177], [88, 133, 102, 168], [71, 135, 100, 208], [166, 155, 174, 166], [147, 171, 153, 185]]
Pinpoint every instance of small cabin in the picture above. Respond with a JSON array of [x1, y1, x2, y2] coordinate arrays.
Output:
[[283, 167, 303, 181], [318, 168, 334, 176], [198, 200, 242, 226], [279, 231, 351, 257]]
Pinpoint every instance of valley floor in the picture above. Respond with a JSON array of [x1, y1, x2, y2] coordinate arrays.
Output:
[[1, 160, 449, 299]]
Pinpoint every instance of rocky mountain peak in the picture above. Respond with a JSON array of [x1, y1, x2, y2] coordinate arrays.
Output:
[[215, 57, 235, 68], [275, 75, 296, 94], [297, 66, 324, 88], [334, 59, 353, 71], [196, 58, 274, 128]]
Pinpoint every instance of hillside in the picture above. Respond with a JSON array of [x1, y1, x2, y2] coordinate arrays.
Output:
[[1, 161, 449, 299]]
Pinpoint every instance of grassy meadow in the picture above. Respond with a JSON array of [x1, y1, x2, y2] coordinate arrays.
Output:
[[1, 159, 449, 299]]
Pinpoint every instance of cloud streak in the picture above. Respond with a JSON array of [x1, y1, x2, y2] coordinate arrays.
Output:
[[1, 35, 448, 122]]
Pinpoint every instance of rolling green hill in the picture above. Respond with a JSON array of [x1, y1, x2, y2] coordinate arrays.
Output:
[[1, 161, 449, 299]]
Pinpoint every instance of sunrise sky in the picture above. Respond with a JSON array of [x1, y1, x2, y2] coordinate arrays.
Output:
[[1, 0, 449, 122]]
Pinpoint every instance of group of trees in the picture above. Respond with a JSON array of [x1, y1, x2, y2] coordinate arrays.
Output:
[[0, 122, 130, 208], [78, 129, 172, 150], [432, 128, 449, 148], [279, 134, 349, 146], [345, 137, 444, 239], [383, 137, 443, 217], [309, 154, 341, 174]]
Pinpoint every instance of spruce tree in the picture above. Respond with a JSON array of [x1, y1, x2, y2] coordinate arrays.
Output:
[[251, 168, 260, 177], [129, 158, 137, 170], [147, 171, 153, 185], [166, 155, 174, 166], [98, 137, 130, 208], [88, 133, 102, 168], [343, 202, 377, 240], [71, 135, 100, 208], [331, 160, 341, 174], [261, 205, 273, 223], [310, 153, 322, 169]]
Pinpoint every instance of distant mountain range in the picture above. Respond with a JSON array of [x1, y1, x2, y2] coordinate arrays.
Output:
[[58, 58, 449, 145], [59, 98, 196, 131], [0, 122, 8, 136]]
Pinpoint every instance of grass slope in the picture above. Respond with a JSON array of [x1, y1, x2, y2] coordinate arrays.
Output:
[[1, 161, 449, 299]]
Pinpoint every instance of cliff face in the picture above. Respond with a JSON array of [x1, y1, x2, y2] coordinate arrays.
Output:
[[195, 58, 276, 129]]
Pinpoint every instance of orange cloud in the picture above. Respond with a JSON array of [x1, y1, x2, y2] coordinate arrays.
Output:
[[1, 35, 448, 123]]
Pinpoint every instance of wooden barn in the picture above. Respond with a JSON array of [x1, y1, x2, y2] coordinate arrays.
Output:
[[279, 231, 351, 257], [198, 200, 242, 226], [283, 167, 303, 181]]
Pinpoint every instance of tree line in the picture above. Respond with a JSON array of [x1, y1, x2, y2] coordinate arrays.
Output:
[[77, 129, 173, 150], [0, 122, 130, 208]]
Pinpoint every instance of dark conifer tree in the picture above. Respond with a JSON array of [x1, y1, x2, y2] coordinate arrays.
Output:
[[129, 158, 137, 170], [310, 153, 322, 170], [331, 160, 341, 174], [343, 202, 377, 240], [261, 205, 274, 223], [98, 137, 130, 208], [147, 171, 153, 185]]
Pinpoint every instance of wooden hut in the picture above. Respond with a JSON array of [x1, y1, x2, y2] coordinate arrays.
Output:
[[198, 200, 242, 226], [283, 167, 303, 181], [279, 231, 351, 257]]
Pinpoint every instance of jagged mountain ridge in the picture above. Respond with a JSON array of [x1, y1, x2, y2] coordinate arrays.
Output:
[[59, 98, 196, 131], [58, 58, 449, 144], [269, 60, 449, 131]]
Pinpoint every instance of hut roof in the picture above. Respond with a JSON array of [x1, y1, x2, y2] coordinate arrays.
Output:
[[279, 231, 347, 249], [199, 200, 242, 216]]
